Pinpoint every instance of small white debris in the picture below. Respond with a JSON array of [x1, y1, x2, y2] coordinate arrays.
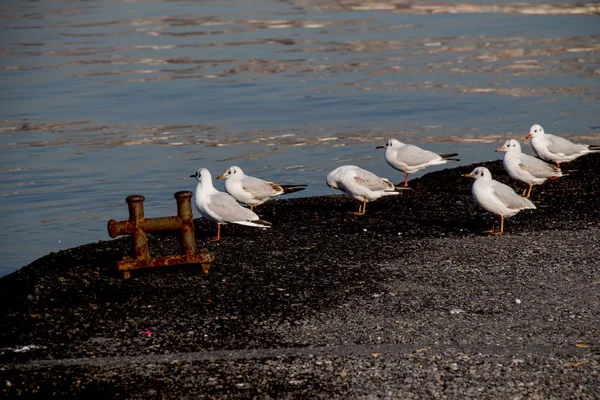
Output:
[[363, 228, 367, 232], [515, 299, 521, 304], [450, 308, 465, 315], [12, 345, 42, 353]]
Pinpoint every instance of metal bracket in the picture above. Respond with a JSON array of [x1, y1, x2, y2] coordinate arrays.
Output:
[[107, 191, 214, 279]]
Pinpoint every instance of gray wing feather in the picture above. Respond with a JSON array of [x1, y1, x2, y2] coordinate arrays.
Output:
[[491, 181, 535, 209], [546, 135, 585, 155], [242, 176, 279, 198], [354, 168, 392, 191], [519, 154, 559, 177], [397, 144, 440, 166], [210, 192, 257, 221]]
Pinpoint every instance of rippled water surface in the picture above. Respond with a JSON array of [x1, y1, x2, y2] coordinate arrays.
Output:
[[1, 0, 599, 276]]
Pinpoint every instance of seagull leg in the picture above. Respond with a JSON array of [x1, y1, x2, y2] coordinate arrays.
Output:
[[556, 162, 561, 168], [525, 184, 533, 199], [351, 198, 367, 215], [521, 188, 527, 197], [249, 204, 254, 212], [404, 172, 409, 187], [498, 216, 505, 235], [211, 224, 221, 241], [485, 216, 504, 235], [483, 219, 496, 234]]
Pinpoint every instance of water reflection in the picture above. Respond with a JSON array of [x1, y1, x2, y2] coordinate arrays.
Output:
[[0, 0, 598, 276]]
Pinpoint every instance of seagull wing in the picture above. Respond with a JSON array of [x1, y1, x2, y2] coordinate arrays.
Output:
[[241, 176, 280, 199], [518, 154, 560, 178], [396, 144, 440, 166], [353, 168, 392, 191], [209, 192, 258, 222], [491, 181, 536, 210], [545, 135, 585, 156]]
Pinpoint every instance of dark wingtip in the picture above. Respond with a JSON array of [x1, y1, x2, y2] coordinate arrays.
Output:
[[280, 185, 308, 194], [440, 153, 459, 160]]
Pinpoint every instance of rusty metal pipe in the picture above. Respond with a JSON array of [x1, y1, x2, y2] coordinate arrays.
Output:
[[107, 190, 213, 278], [141, 217, 183, 233], [175, 190, 196, 255], [117, 249, 214, 272]]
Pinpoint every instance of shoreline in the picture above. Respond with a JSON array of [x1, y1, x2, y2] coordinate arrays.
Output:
[[1, 157, 599, 398]]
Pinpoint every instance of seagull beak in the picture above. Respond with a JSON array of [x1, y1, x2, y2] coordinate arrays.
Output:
[[495, 146, 505, 152], [189, 174, 195, 178], [375, 145, 385, 149], [463, 173, 472, 178], [216, 175, 225, 179], [525, 133, 533, 140]]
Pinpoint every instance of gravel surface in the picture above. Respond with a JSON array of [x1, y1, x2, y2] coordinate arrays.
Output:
[[1, 158, 599, 398]]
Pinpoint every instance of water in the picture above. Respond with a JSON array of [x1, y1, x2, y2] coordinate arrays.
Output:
[[1, 0, 598, 276]]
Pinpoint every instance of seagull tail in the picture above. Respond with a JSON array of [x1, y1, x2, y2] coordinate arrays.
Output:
[[523, 198, 536, 210], [234, 220, 272, 228], [440, 153, 460, 161], [280, 185, 308, 195], [589, 144, 600, 151], [392, 185, 413, 192]]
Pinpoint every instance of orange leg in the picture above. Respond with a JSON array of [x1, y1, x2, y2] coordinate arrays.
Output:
[[249, 204, 254, 211], [483, 220, 496, 234], [521, 184, 533, 199], [556, 162, 561, 168], [351, 198, 367, 215], [211, 224, 221, 241], [404, 172, 409, 187], [483, 216, 504, 235]]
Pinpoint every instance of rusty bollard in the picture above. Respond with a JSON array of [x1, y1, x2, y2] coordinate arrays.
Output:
[[107, 191, 214, 279]]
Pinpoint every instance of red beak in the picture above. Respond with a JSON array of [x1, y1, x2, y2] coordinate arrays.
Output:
[[525, 133, 533, 140], [376, 145, 385, 149]]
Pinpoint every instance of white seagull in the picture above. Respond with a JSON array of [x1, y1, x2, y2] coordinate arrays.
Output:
[[191, 168, 271, 241], [464, 167, 536, 235], [377, 138, 459, 187], [326, 165, 410, 215], [217, 166, 306, 211], [526, 124, 600, 167], [496, 139, 563, 198]]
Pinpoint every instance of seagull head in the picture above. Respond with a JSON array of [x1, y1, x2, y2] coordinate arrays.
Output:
[[496, 139, 521, 153], [217, 166, 243, 180], [190, 168, 212, 184], [376, 138, 403, 150], [464, 166, 492, 181], [326, 167, 343, 189], [526, 124, 545, 140]]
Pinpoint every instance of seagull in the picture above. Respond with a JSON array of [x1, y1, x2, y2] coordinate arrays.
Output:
[[217, 166, 306, 211], [191, 168, 271, 241], [376, 138, 459, 187], [326, 165, 410, 215], [526, 124, 600, 167], [496, 139, 563, 198], [464, 167, 536, 235]]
